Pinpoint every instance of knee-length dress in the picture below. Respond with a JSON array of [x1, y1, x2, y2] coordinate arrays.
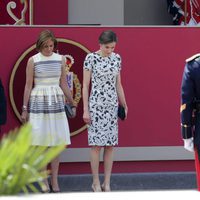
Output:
[[29, 52, 71, 146], [84, 52, 121, 146]]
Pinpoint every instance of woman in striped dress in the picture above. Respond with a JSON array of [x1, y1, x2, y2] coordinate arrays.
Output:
[[21, 30, 76, 192]]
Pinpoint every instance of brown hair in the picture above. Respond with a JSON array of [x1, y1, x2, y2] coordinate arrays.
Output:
[[98, 30, 118, 44], [36, 29, 57, 51]]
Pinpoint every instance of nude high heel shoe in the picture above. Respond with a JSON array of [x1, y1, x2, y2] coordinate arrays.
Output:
[[101, 184, 111, 192], [91, 184, 102, 192]]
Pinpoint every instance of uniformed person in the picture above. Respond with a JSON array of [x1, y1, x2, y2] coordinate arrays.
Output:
[[181, 53, 200, 190]]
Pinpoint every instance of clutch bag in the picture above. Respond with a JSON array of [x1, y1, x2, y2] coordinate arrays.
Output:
[[118, 105, 125, 120], [65, 103, 76, 118]]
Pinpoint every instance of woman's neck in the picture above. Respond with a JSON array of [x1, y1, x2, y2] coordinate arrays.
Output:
[[97, 50, 109, 57]]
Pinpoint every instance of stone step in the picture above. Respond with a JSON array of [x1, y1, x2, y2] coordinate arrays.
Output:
[[55, 172, 197, 192]]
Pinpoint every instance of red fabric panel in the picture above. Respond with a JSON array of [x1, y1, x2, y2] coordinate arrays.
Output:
[[33, 0, 68, 25], [59, 160, 195, 174], [1, 26, 199, 173], [195, 148, 200, 190]]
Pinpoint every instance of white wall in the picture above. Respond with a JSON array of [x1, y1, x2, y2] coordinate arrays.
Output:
[[68, 0, 124, 25]]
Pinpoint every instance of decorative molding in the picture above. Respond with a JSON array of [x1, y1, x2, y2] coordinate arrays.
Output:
[[5, 0, 33, 25], [29, 0, 33, 25]]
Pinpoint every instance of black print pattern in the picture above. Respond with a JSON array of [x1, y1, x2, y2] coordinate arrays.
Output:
[[84, 52, 121, 146]]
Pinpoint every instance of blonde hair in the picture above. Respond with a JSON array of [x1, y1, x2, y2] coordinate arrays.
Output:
[[36, 29, 57, 52]]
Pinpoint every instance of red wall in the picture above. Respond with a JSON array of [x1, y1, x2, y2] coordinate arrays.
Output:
[[0, 26, 198, 173], [33, 0, 68, 25]]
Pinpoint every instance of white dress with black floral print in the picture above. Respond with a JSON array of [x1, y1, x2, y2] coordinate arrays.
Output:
[[84, 52, 121, 146]]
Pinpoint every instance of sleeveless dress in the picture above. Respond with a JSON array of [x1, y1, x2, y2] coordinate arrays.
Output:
[[29, 52, 71, 146], [83, 52, 121, 146]]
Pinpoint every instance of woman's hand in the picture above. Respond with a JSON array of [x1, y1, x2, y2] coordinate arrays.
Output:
[[83, 110, 91, 125], [125, 106, 128, 120], [71, 107, 77, 118], [21, 110, 28, 124]]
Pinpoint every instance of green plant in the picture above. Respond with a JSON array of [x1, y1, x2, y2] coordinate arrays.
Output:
[[0, 123, 65, 195]]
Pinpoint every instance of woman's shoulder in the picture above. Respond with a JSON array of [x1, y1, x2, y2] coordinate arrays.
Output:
[[86, 52, 96, 57], [33, 52, 62, 61], [32, 52, 40, 59], [30, 53, 39, 63], [112, 52, 121, 58], [52, 52, 63, 60], [53, 52, 61, 57], [111, 52, 121, 62], [85, 52, 97, 60]]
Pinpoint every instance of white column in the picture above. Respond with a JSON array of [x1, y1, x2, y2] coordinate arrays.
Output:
[[68, 0, 124, 25]]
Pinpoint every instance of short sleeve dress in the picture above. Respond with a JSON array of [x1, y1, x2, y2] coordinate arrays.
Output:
[[28, 52, 71, 146], [83, 52, 121, 146]]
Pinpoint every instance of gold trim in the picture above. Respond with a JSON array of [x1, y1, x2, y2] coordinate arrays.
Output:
[[7, 0, 28, 25], [180, 104, 186, 112], [5, 0, 33, 25], [72, 73, 81, 105], [9, 43, 36, 122], [70, 125, 88, 136], [181, 123, 191, 128], [9, 38, 91, 137], [57, 38, 90, 54], [186, 53, 200, 62], [29, 0, 33, 25], [64, 55, 82, 105]]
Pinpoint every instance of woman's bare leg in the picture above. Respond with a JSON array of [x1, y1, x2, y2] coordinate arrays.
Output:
[[90, 146, 102, 192], [102, 146, 114, 191], [41, 166, 50, 192], [50, 156, 60, 192]]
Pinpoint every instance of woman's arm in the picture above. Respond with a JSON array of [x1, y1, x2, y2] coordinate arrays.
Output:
[[60, 56, 76, 106], [82, 69, 91, 124], [21, 57, 34, 123], [116, 73, 128, 118]]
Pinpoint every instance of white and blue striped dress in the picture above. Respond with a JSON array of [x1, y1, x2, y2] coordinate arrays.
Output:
[[29, 52, 71, 146]]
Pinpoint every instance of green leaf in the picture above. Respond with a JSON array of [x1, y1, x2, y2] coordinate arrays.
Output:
[[0, 123, 65, 195]]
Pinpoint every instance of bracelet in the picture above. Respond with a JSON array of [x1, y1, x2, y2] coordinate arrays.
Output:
[[70, 102, 77, 108], [22, 105, 27, 111]]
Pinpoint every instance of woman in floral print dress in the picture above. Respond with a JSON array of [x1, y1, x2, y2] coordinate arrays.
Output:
[[83, 30, 128, 192]]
